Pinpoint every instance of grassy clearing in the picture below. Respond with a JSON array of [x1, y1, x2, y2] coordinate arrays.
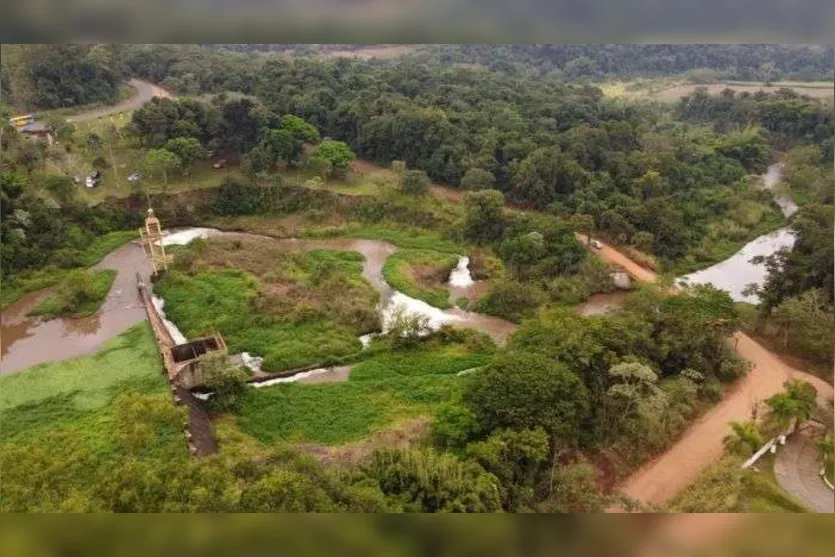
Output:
[[236, 339, 493, 446], [156, 237, 380, 371], [668, 455, 808, 512], [382, 249, 458, 308], [306, 224, 463, 253], [1, 230, 137, 310], [28, 269, 116, 318], [0, 323, 166, 439]]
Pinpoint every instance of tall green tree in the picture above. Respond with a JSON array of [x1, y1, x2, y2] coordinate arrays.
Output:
[[144, 149, 181, 191], [464, 352, 590, 445]]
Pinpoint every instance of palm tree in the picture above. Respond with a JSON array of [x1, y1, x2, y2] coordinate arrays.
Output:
[[763, 393, 798, 437], [723, 420, 764, 456], [815, 436, 833, 468]]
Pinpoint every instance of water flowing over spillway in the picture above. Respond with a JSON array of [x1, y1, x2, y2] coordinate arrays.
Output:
[[150, 295, 188, 345], [448, 256, 475, 288]]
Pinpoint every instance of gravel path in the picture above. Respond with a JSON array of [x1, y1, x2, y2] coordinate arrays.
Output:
[[774, 426, 834, 513]]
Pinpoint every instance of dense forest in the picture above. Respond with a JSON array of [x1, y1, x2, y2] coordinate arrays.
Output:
[[211, 44, 835, 82], [113, 45, 832, 267], [1, 44, 832, 514], [0, 44, 126, 110]]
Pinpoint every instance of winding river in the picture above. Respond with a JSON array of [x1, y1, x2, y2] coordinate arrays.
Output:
[[1, 228, 515, 376], [0, 164, 797, 376]]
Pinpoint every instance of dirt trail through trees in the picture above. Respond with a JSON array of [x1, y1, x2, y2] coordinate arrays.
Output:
[[66, 78, 172, 123], [587, 236, 833, 506]]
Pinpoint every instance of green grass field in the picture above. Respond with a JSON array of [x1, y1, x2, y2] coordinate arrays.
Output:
[[156, 239, 380, 371], [0, 323, 167, 439], [306, 224, 464, 253], [236, 340, 493, 446], [382, 249, 458, 308]]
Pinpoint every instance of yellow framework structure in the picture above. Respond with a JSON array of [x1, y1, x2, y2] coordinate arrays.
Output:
[[139, 208, 172, 274]]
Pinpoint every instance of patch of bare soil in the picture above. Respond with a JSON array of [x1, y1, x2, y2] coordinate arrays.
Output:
[[301, 417, 432, 465], [410, 263, 449, 288], [318, 45, 423, 60]]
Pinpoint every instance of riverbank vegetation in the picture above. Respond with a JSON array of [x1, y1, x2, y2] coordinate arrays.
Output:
[[237, 331, 494, 445], [0, 323, 166, 440], [28, 268, 116, 318], [744, 204, 835, 371], [382, 249, 458, 308], [155, 236, 380, 371]]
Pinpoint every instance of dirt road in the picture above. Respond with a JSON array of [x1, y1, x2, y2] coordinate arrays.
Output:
[[66, 78, 172, 123], [586, 236, 833, 506]]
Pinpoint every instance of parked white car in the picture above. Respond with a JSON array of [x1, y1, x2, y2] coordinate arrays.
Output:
[[590, 239, 603, 250]]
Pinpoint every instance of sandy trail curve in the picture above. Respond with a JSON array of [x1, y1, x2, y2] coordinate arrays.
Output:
[[66, 78, 172, 123], [585, 236, 833, 506]]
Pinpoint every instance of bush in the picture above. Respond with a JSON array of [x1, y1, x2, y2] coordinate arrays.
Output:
[[401, 170, 430, 196], [463, 352, 590, 444], [364, 448, 502, 512], [476, 280, 546, 323], [201, 354, 250, 411], [431, 403, 481, 449], [29, 269, 116, 318], [212, 178, 265, 215]]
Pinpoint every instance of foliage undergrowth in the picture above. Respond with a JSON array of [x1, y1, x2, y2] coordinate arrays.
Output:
[[28, 269, 116, 318], [236, 336, 494, 446]]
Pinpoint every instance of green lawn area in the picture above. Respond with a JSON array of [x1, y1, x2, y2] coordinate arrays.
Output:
[[1, 230, 138, 310], [235, 339, 493, 446], [155, 238, 380, 371], [382, 249, 458, 308], [28, 269, 116, 318], [0, 323, 167, 440], [668, 455, 808, 513]]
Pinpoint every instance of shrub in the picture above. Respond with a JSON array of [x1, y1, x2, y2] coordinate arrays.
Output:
[[476, 280, 546, 323]]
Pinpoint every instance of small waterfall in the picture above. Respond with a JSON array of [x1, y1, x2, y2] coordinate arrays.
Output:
[[150, 295, 188, 345], [448, 256, 475, 288]]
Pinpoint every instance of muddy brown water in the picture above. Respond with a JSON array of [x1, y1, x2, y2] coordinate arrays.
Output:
[[1, 231, 516, 375], [575, 292, 628, 316], [220, 232, 519, 344], [0, 242, 153, 375]]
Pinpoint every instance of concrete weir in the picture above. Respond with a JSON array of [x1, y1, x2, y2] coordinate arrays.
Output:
[[136, 273, 219, 456]]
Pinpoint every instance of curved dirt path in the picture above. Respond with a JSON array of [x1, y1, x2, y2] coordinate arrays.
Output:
[[774, 425, 834, 513], [66, 78, 172, 123], [585, 236, 833, 506]]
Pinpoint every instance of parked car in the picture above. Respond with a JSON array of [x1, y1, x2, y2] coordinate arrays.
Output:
[[128, 172, 142, 183], [590, 239, 603, 250], [212, 158, 227, 169]]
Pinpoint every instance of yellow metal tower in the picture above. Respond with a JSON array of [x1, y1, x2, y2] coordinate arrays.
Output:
[[139, 208, 172, 274]]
